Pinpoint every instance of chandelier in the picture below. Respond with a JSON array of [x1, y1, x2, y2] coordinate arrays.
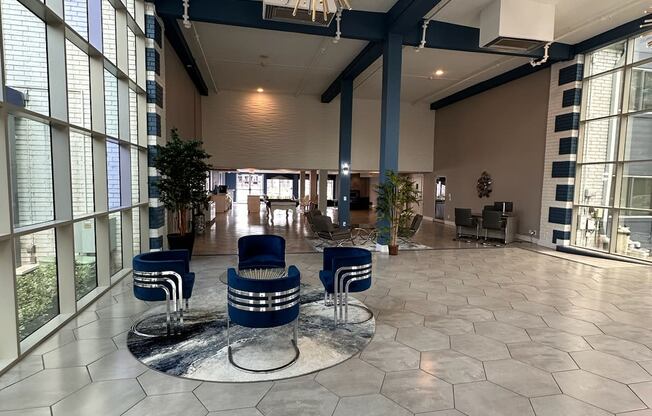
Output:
[[292, 0, 352, 22]]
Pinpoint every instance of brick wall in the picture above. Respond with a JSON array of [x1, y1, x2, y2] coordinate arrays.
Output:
[[102, 0, 117, 63]]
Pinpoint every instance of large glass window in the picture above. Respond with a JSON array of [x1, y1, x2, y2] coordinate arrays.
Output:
[[107, 140, 121, 209], [132, 209, 141, 256], [104, 70, 119, 137], [9, 117, 54, 228], [266, 178, 293, 199], [74, 220, 97, 300], [108, 213, 122, 276], [131, 146, 139, 205], [102, 0, 117, 64], [574, 32, 652, 261], [1, 0, 49, 116], [64, 0, 88, 39], [128, 29, 137, 81], [66, 41, 92, 129], [129, 89, 138, 144], [70, 132, 95, 216], [15, 229, 58, 340]]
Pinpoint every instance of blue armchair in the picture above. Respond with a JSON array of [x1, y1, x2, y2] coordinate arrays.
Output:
[[227, 266, 301, 373], [238, 235, 286, 271], [319, 247, 372, 324], [132, 250, 195, 337]]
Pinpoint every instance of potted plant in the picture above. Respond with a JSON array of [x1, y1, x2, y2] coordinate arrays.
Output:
[[375, 170, 421, 255], [152, 128, 211, 255]]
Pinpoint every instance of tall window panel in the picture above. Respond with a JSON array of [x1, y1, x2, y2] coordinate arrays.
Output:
[[126, 0, 135, 17], [70, 132, 95, 217], [574, 32, 652, 261], [107, 140, 121, 209], [15, 229, 58, 340], [66, 41, 92, 129], [128, 28, 137, 81], [1, 0, 49, 116], [132, 209, 141, 256], [131, 146, 139, 205], [64, 0, 88, 39], [101, 0, 117, 64], [74, 220, 97, 300], [9, 117, 54, 228], [104, 70, 119, 137], [108, 213, 122, 276], [129, 89, 138, 144]]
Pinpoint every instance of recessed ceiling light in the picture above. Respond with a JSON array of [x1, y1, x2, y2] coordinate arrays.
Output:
[[256, 88, 264, 93], [434, 69, 445, 76]]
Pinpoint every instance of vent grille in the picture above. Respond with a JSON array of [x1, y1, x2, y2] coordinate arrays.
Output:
[[484, 36, 546, 52], [264, 5, 335, 27]]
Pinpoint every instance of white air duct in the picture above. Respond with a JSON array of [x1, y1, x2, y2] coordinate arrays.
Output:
[[480, 0, 555, 52]]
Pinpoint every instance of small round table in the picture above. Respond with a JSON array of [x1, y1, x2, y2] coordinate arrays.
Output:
[[353, 224, 377, 245]]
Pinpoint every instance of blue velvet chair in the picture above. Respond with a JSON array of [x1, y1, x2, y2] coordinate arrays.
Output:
[[132, 250, 195, 337], [227, 266, 301, 373], [319, 247, 372, 324], [238, 235, 286, 270]]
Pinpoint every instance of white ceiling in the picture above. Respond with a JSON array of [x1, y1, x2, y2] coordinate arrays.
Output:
[[184, 0, 650, 104]]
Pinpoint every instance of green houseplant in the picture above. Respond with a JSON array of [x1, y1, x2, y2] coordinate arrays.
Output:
[[375, 170, 422, 255], [152, 128, 211, 254]]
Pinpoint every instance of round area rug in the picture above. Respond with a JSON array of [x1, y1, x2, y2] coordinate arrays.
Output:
[[127, 282, 375, 382]]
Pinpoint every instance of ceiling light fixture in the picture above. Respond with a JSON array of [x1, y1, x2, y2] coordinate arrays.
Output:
[[293, 0, 352, 23], [257, 88, 265, 93], [434, 69, 444, 76], [642, 7, 652, 28]]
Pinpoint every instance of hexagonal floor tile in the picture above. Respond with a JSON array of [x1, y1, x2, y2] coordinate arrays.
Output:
[[508, 342, 578, 372], [571, 350, 652, 384], [315, 358, 384, 397], [396, 327, 449, 351], [530, 394, 611, 416], [205, 410, 263, 416], [447, 306, 494, 322], [360, 341, 420, 372], [0, 408, 52, 416], [427, 293, 468, 306], [123, 392, 208, 416], [420, 349, 485, 384], [43, 339, 117, 368], [377, 311, 424, 327], [88, 349, 148, 381], [454, 381, 535, 416], [450, 334, 509, 361], [585, 335, 652, 361], [195, 382, 272, 411], [257, 380, 338, 416], [333, 394, 411, 416], [424, 317, 474, 335], [413, 411, 466, 416], [554, 370, 646, 414], [73, 318, 133, 340], [96, 300, 151, 319], [0, 368, 90, 411], [0, 355, 44, 390], [484, 359, 560, 397], [404, 299, 447, 316], [474, 321, 530, 343], [467, 296, 511, 311], [542, 315, 602, 336], [527, 328, 592, 352], [373, 324, 398, 341], [381, 370, 453, 413], [137, 370, 202, 396], [630, 381, 652, 408], [52, 379, 145, 416], [493, 309, 547, 329]]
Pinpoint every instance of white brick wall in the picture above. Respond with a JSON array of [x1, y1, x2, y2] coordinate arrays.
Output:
[[102, 0, 117, 64], [104, 70, 120, 137], [64, 0, 88, 39], [539, 57, 584, 248]]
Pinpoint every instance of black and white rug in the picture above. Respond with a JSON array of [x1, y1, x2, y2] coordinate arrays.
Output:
[[127, 283, 375, 382], [307, 237, 432, 253]]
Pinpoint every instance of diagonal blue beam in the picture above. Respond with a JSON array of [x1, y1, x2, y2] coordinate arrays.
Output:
[[160, 16, 209, 95], [386, 0, 441, 34], [321, 42, 383, 103]]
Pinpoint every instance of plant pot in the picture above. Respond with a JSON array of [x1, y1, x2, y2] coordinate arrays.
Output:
[[388, 245, 399, 256], [167, 233, 195, 256]]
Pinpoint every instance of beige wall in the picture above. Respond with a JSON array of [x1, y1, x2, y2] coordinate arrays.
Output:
[[425, 68, 551, 235], [164, 39, 202, 140], [200, 90, 434, 172]]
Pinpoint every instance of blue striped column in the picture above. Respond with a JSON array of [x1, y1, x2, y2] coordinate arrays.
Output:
[[338, 78, 353, 227], [145, 1, 166, 251]]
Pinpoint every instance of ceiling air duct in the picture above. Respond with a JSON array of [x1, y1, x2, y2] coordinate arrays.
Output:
[[480, 0, 555, 52]]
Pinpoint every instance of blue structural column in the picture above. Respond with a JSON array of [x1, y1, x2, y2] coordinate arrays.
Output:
[[378, 33, 403, 243], [338, 78, 353, 227]]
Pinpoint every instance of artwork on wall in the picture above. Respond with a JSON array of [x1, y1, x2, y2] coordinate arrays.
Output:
[[477, 171, 493, 198]]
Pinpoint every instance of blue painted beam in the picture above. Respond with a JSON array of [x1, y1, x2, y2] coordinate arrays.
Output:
[[154, 0, 387, 42], [338, 78, 353, 227], [387, 0, 442, 34], [160, 16, 209, 96], [575, 16, 648, 53], [378, 33, 403, 244], [321, 42, 383, 103], [430, 62, 552, 110]]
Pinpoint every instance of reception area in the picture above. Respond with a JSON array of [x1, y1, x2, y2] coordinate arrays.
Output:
[[1, 0, 652, 415]]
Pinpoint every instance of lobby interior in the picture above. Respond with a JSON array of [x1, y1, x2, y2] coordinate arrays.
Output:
[[1, 0, 652, 415]]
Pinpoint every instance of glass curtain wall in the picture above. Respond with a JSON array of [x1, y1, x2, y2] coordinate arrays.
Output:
[[0, 0, 148, 360], [573, 32, 652, 261]]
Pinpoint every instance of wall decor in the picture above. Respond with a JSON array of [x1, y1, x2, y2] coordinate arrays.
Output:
[[477, 171, 493, 198]]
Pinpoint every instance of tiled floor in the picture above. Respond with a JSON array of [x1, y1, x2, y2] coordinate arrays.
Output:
[[1, 247, 652, 415]]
